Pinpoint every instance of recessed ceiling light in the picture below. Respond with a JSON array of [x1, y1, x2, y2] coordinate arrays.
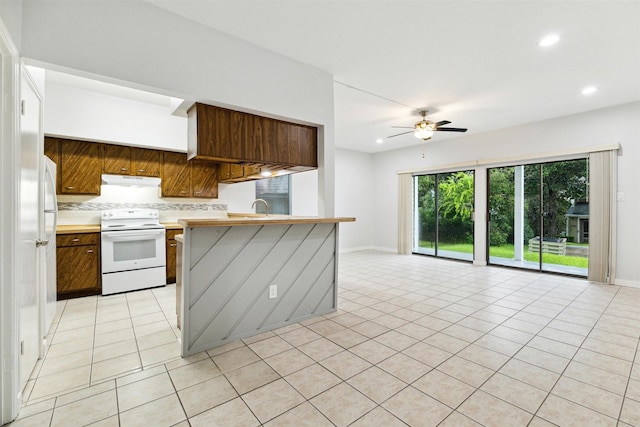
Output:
[[539, 34, 560, 47], [581, 86, 598, 95], [375, 138, 383, 144]]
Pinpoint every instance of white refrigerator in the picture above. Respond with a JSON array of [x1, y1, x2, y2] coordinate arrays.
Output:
[[41, 156, 57, 340]]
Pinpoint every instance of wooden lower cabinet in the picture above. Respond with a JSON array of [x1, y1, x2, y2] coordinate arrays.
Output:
[[56, 233, 101, 299], [166, 229, 181, 283]]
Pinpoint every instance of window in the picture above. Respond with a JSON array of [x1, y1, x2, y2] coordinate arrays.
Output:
[[413, 170, 475, 261], [487, 158, 589, 276], [255, 175, 291, 215]]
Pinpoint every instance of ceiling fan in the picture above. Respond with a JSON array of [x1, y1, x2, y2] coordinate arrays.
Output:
[[388, 110, 467, 141]]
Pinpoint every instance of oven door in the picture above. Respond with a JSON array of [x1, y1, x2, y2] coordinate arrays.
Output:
[[101, 228, 166, 274]]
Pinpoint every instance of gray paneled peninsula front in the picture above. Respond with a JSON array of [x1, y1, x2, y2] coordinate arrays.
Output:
[[176, 215, 355, 356]]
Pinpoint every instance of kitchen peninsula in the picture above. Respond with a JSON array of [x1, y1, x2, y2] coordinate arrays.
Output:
[[176, 215, 355, 356]]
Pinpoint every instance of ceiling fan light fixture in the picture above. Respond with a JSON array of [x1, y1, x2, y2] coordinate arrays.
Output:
[[414, 127, 433, 140]]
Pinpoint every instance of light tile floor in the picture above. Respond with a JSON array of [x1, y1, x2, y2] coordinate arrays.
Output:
[[10, 250, 640, 426]]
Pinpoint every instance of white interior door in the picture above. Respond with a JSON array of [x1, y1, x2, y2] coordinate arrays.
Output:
[[18, 67, 43, 393]]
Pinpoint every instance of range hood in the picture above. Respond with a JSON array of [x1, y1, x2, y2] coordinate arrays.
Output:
[[102, 174, 161, 188]]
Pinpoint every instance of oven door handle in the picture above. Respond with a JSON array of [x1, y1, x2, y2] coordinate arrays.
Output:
[[102, 229, 165, 240]]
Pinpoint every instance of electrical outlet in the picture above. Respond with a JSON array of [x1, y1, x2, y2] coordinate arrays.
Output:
[[269, 285, 277, 299]]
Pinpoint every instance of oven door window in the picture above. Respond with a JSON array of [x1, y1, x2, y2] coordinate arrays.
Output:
[[101, 230, 166, 273], [113, 239, 157, 262]]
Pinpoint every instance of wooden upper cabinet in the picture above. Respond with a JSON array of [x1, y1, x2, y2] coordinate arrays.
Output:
[[161, 152, 191, 197], [219, 163, 246, 183], [292, 124, 318, 168], [132, 147, 161, 177], [60, 139, 101, 195], [189, 103, 234, 161], [102, 144, 132, 175], [44, 137, 59, 164], [188, 102, 317, 171], [44, 137, 61, 194], [191, 160, 219, 198]]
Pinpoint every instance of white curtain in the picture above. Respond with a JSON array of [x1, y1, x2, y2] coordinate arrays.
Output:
[[398, 173, 413, 254], [587, 150, 617, 284]]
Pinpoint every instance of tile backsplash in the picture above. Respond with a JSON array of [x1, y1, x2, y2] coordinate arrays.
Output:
[[56, 185, 228, 225]]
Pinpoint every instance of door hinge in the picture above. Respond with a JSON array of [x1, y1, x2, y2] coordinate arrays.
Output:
[[20, 100, 25, 115], [20, 340, 24, 355]]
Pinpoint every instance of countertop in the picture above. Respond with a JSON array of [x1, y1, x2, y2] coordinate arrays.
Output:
[[163, 223, 184, 230], [56, 225, 101, 234], [178, 215, 356, 227]]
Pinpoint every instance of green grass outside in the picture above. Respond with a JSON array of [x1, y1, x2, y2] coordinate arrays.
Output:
[[418, 241, 589, 268]]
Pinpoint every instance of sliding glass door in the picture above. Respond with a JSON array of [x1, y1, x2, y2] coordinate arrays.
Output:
[[414, 171, 475, 261], [488, 159, 589, 276]]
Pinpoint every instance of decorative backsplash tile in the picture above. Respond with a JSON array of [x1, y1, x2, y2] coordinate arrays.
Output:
[[58, 202, 228, 211]]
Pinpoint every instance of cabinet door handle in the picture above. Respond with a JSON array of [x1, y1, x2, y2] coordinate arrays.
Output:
[[180, 190, 187, 194], [170, 243, 177, 247], [194, 191, 202, 195], [86, 249, 94, 253], [72, 238, 80, 242], [138, 169, 145, 172], [65, 186, 75, 190], [120, 167, 128, 171]]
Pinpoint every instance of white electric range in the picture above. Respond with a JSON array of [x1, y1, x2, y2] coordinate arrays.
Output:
[[101, 208, 166, 295]]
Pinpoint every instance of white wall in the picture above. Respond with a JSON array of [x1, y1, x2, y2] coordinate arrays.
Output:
[[371, 101, 640, 286], [44, 81, 187, 151], [218, 181, 256, 214], [335, 148, 374, 251], [19, 0, 334, 215], [291, 170, 318, 216]]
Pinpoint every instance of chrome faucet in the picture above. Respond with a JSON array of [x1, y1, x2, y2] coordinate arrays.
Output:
[[251, 199, 269, 216]]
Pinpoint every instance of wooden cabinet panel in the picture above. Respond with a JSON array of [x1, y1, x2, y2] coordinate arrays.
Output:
[[132, 147, 161, 177], [229, 111, 245, 159], [213, 107, 232, 159], [191, 161, 219, 198], [161, 152, 191, 197], [102, 144, 132, 175], [276, 121, 293, 165], [56, 232, 101, 299], [243, 115, 263, 163], [44, 137, 61, 193], [166, 229, 181, 284], [292, 125, 318, 167], [219, 163, 244, 182], [57, 233, 98, 247], [60, 139, 101, 195], [258, 117, 279, 164], [44, 137, 59, 164]]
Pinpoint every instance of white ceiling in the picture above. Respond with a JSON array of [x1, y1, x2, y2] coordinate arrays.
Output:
[[53, 1, 640, 154]]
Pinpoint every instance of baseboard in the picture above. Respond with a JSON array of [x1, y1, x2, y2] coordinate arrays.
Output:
[[372, 246, 397, 253], [613, 278, 640, 288], [339, 246, 376, 254], [339, 246, 397, 254]]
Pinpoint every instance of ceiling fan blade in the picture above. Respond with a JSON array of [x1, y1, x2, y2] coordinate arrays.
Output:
[[391, 126, 414, 129], [387, 130, 414, 138], [434, 127, 467, 132], [435, 120, 451, 127]]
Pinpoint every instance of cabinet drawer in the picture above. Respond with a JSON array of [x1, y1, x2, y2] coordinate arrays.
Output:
[[57, 233, 99, 247]]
